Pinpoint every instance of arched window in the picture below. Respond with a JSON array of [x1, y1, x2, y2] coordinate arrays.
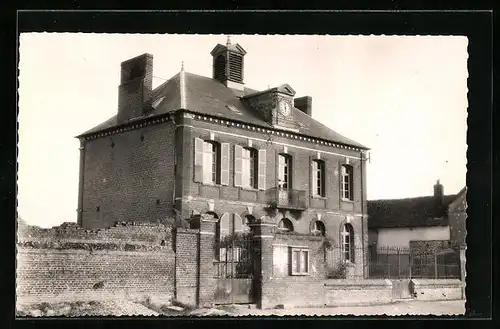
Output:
[[341, 223, 355, 262], [310, 220, 326, 236], [242, 215, 255, 232], [216, 213, 231, 261], [278, 218, 294, 232]]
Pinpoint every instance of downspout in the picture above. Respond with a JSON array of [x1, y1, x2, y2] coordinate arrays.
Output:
[[77, 138, 86, 227], [360, 151, 366, 278]]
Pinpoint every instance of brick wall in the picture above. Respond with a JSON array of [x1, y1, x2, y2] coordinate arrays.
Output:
[[17, 222, 175, 304], [81, 121, 176, 229], [324, 279, 393, 307], [174, 228, 199, 306], [261, 232, 326, 308]]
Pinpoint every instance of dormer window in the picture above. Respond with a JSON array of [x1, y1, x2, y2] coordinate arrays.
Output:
[[226, 105, 243, 115], [151, 96, 165, 109]]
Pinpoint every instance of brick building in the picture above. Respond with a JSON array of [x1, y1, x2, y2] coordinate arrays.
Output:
[[75, 39, 371, 304]]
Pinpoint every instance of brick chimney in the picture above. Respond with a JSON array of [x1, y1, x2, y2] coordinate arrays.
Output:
[[294, 96, 312, 116], [117, 53, 153, 124], [434, 179, 444, 205]]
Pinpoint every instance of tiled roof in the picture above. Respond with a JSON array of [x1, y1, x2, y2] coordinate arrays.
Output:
[[78, 71, 368, 149], [367, 194, 458, 229]]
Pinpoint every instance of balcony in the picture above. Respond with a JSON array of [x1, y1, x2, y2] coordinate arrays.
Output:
[[266, 187, 307, 210]]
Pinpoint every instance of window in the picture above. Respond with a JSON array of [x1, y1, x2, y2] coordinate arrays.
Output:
[[202, 141, 220, 183], [278, 218, 294, 232], [278, 154, 292, 189], [312, 160, 325, 197], [290, 248, 309, 275], [341, 164, 353, 200], [341, 223, 355, 263], [310, 220, 326, 236], [235, 146, 266, 190], [194, 138, 229, 185], [241, 148, 258, 189]]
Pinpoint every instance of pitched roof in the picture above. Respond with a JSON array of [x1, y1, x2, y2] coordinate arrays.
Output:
[[78, 71, 368, 149], [367, 194, 458, 229]]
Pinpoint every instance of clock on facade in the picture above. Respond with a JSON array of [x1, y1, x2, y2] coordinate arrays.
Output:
[[278, 100, 291, 117]]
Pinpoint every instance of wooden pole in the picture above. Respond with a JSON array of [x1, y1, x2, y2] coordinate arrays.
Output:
[[434, 254, 438, 279], [398, 248, 401, 279]]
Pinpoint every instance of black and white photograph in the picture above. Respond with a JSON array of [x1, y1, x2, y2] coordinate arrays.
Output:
[[16, 32, 469, 317]]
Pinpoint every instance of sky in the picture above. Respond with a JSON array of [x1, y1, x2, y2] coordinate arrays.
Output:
[[17, 34, 468, 228]]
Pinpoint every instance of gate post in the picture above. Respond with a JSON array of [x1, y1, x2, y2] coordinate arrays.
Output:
[[248, 217, 276, 309], [197, 215, 218, 308]]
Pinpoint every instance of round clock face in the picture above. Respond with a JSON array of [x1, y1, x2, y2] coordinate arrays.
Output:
[[279, 101, 291, 116]]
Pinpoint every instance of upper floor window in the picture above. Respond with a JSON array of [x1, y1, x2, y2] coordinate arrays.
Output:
[[235, 145, 266, 190], [203, 141, 219, 183], [241, 148, 258, 189], [340, 164, 353, 200], [278, 154, 292, 189], [341, 223, 355, 263], [311, 160, 325, 197], [194, 138, 229, 185]]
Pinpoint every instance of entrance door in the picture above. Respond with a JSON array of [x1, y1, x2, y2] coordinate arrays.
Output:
[[214, 216, 256, 305]]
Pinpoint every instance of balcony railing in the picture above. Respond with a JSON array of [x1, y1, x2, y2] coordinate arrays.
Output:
[[266, 187, 307, 210]]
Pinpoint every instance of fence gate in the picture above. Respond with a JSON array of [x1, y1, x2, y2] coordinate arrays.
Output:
[[213, 232, 256, 305]]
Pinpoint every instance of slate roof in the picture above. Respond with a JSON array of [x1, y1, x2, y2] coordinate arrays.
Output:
[[78, 71, 368, 150], [367, 194, 458, 229]]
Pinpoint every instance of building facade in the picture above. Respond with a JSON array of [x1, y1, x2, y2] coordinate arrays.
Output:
[[76, 40, 370, 278], [368, 181, 466, 252]]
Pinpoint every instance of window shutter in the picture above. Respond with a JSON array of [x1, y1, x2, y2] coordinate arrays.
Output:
[[310, 157, 316, 196], [194, 137, 204, 183], [220, 143, 230, 185], [234, 145, 243, 187], [258, 149, 266, 190]]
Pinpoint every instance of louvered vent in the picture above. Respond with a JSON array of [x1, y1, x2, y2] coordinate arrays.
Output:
[[228, 53, 243, 83], [213, 54, 226, 82]]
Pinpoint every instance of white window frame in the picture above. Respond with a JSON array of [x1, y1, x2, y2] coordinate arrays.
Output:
[[341, 224, 354, 263], [312, 159, 325, 197], [241, 147, 257, 189], [290, 247, 310, 276], [340, 164, 353, 201], [202, 140, 219, 184]]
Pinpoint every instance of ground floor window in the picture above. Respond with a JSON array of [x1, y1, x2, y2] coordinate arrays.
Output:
[[290, 247, 309, 275]]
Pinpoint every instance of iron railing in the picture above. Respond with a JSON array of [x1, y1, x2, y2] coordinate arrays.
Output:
[[325, 245, 462, 280], [266, 187, 307, 210]]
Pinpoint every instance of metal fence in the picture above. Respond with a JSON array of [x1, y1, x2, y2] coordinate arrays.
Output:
[[325, 245, 461, 280], [213, 233, 254, 279]]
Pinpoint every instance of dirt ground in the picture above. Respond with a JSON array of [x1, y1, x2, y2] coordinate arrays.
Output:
[[17, 299, 465, 317], [218, 299, 466, 317]]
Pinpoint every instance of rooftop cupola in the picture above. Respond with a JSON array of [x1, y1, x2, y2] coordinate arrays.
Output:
[[210, 36, 247, 91]]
